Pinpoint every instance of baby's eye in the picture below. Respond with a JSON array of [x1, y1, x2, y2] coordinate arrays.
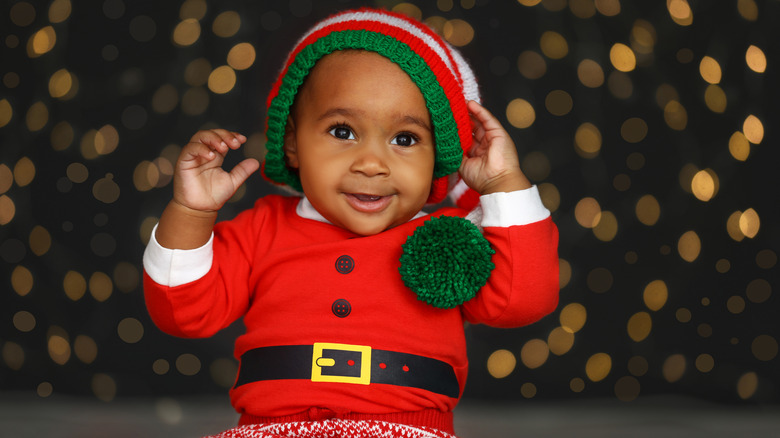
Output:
[[329, 126, 355, 140], [391, 133, 418, 147]]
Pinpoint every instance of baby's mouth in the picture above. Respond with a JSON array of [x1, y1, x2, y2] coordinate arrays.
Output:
[[344, 193, 393, 213], [352, 194, 383, 202]]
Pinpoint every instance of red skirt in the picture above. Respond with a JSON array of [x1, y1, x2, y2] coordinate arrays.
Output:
[[204, 419, 458, 438]]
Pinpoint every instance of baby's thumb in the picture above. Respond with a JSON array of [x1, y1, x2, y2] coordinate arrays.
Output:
[[229, 158, 261, 188]]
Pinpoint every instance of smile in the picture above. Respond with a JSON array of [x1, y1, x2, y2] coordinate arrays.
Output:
[[344, 193, 393, 213]]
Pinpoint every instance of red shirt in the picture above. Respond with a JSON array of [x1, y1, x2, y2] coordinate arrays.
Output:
[[144, 194, 558, 423]]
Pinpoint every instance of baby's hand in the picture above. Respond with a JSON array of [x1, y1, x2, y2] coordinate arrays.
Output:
[[459, 101, 531, 195], [173, 129, 260, 213]]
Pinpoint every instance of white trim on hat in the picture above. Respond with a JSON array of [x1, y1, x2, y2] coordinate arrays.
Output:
[[291, 10, 464, 91], [449, 46, 480, 103]]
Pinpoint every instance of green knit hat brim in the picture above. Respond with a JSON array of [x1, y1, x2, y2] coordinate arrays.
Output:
[[264, 30, 463, 192]]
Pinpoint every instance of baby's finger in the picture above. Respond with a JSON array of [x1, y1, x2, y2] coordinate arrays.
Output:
[[467, 100, 502, 132], [180, 140, 219, 167], [188, 129, 237, 155], [228, 158, 261, 188], [471, 121, 486, 145], [210, 128, 246, 150], [470, 111, 483, 133], [231, 131, 248, 143], [188, 130, 229, 155]]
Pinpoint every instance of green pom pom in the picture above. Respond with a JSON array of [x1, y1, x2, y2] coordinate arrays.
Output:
[[399, 216, 495, 309]]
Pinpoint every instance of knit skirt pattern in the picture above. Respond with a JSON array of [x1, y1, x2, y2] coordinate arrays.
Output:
[[205, 419, 458, 438]]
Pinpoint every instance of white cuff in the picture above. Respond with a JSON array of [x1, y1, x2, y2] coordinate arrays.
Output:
[[142, 223, 214, 287], [480, 185, 550, 228]]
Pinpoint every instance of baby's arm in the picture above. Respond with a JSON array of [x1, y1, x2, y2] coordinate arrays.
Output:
[[144, 129, 259, 337], [462, 197, 559, 327], [155, 129, 260, 249], [459, 101, 559, 326]]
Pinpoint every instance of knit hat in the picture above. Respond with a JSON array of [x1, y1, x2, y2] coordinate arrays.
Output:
[[262, 7, 480, 208]]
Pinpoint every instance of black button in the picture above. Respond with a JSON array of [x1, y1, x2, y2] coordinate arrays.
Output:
[[332, 299, 351, 318], [335, 255, 354, 274]]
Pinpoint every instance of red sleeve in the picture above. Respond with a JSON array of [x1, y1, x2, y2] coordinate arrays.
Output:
[[143, 201, 265, 338], [460, 217, 560, 328]]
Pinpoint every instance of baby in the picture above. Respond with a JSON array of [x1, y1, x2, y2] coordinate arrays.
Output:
[[143, 8, 559, 438]]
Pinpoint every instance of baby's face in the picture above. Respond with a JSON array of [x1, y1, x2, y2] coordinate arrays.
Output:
[[285, 50, 435, 236]]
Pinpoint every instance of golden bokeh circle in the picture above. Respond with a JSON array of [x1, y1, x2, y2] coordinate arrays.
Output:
[[487, 349, 517, 378]]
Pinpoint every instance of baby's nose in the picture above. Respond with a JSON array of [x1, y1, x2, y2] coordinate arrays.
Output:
[[349, 141, 390, 177]]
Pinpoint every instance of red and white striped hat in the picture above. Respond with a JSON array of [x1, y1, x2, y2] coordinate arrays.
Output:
[[262, 7, 480, 209]]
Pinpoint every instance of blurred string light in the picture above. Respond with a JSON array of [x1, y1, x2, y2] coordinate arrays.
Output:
[[540, 31, 568, 59], [745, 45, 766, 73], [699, 56, 722, 84], [742, 115, 764, 144], [609, 43, 636, 72], [1, 0, 776, 405], [577, 59, 604, 88], [667, 0, 693, 26]]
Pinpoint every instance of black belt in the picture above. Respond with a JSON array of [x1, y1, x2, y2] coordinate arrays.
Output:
[[234, 343, 460, 398]]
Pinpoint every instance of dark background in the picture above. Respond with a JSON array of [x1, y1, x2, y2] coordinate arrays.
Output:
[[1, 0, 778, 409]]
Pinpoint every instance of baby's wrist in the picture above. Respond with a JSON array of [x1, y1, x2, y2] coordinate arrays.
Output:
[[478, 170, 532, 195], [171, 199, 220, 219]]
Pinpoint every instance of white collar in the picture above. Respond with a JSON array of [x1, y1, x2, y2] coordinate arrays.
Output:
[[295, 196, 428, 224]]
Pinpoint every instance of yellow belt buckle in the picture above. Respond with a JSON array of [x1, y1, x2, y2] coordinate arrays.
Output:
[[311, 342, 372, 385]]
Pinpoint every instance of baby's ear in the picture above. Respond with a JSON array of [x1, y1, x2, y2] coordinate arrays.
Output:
[[283, 115, 299, 169]]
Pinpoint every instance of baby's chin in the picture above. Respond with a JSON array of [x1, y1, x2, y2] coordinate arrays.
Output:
[[336, 213, 418, 237], [340, 220, 398, 237]]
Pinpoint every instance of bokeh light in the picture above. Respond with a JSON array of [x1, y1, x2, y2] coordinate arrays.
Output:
[[173, 18, 200, 46], [667, 0, 693, 26], [213, 11, 241, 38], [729, 131, 750, 161], [635, 195, 660, 226], [520, 339, 549, 369], [737, 372, 758, 400], [518, 50, 547, 79], [574, 197, 601, 229], [227, 43, 256, 70], [442, 19, 473, 47], [576, 59, 604, 88], [547, 326, 574, 356], [678, 231, 701, 262], [745, 45, 766, 73], [627, 312, 652, 342], [540, 31, 568, 60], [643, 280, 668, 311], [742, 115, 764, 144], [207, 66, 237, 94], [74, 335, 98, 364], [586, 353, 612, 382], [559, 303, 587, 333], [691, 169, 718, 202], [545, 90, 572, 116], [704, 84, 727, 113], [28, 25, 57, 57], [699, 56, 722, 84], [574, 122, 601, 158], [610, 43, 636, 72], [506, 98, 535, 129], [487, 349, 516, 379], [620, 117, 647, 143], [0, 99, 12, 128]]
